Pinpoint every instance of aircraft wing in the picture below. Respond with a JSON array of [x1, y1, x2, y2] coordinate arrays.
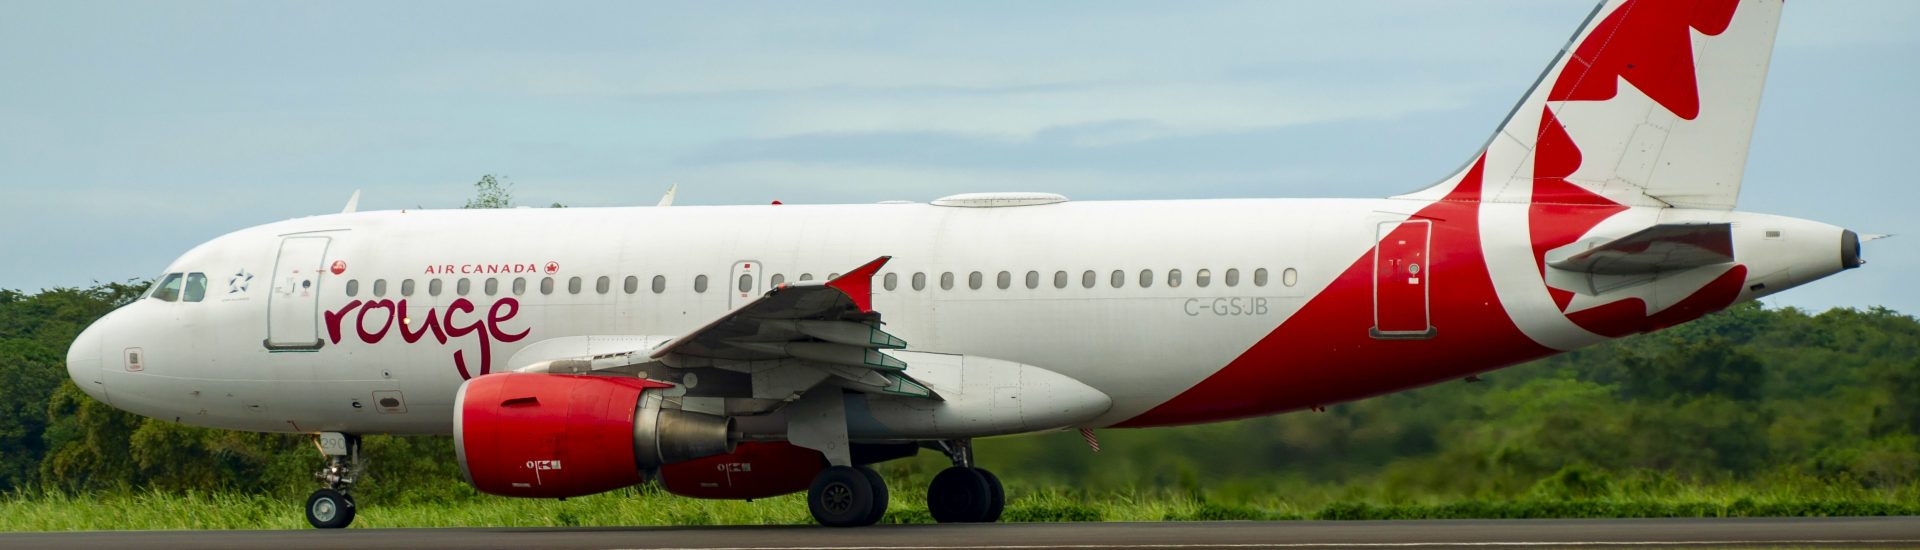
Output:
[[649, 256, 934, 399], [513, 256, 935, 399], [1548, 223, 1734, 275]]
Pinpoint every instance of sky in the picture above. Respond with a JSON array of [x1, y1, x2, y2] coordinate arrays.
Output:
[[2, 1, 1916, 314]]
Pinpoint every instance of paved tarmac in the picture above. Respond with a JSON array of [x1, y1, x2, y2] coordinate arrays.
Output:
[[3, 517, 1918, 550]]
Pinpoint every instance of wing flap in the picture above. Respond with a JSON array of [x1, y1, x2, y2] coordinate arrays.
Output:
[[650, 256, 942, 400]]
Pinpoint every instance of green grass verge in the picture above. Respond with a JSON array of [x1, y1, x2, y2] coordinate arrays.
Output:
[[4, 485, 1917, 531]]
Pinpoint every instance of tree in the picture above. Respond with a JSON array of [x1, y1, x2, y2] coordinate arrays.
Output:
[[463, 174, 513, 209], [0, 282, 147, 491]]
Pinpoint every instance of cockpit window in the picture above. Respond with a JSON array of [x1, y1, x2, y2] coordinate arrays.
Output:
[[183, 273, 208, 302], [151, 273, 184, 302]]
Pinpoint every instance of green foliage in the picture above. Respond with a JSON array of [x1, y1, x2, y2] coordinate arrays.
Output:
[[1164, 501, 1269, 521], [1528, 464, 1613, 501], [463, 174, 513, 209], [0, 281, 147, 492]]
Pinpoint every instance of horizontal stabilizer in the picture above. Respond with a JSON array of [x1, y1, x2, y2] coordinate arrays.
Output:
[[1548, 223, 1733, 275]]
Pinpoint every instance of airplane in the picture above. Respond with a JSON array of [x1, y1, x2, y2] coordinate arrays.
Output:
[[64, 0, 1863, 529]]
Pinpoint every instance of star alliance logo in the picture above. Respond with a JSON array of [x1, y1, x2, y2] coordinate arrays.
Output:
[[228, 269, 254, 295]]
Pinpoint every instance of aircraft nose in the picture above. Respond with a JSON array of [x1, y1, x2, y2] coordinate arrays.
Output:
[[67, 319, 108, 404]]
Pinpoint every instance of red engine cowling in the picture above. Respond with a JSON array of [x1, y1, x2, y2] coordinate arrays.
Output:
[[455, 373, 735, 499], [659, 441, 828, 500]]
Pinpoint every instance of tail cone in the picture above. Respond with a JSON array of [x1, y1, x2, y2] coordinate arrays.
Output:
[[1842, 230, 1865, 269]]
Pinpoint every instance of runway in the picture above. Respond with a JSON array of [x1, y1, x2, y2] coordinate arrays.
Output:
[[4, 517, 1919, 550]]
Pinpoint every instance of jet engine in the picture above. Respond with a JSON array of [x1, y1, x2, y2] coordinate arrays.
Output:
[[658, 441, 828, 500], [455, 373, 734, 498]]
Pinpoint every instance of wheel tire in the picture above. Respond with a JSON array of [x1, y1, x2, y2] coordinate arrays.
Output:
[[305, 489, 355, 529], [927, 467, 992, 523], [808, 466, 881, 527], [977, 468, 1006, 523], [856, 466, 891, 526]]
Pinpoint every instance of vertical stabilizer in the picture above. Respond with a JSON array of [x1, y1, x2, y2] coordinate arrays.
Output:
[[656, 184, 678, 207], [1400, 0, 1782, 210]]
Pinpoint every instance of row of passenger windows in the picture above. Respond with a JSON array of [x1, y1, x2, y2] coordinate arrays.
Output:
[[340, 267, 1299, 299], [856, 267, 1296, 291]]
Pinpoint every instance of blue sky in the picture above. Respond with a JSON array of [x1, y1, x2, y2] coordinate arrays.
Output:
[[2, 1, 1915, 314]]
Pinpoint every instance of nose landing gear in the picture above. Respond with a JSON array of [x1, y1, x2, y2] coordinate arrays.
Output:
[[306, 432, 362, 529]]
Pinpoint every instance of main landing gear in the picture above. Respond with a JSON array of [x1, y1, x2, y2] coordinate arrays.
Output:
[[801, 439, 1006, 527], [806, 465, 890, 527], [306, 432, 362, 529], [925, 440, 1004, 524]]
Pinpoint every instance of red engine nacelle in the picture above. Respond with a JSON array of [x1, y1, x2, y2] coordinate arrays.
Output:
[[659, 441, 828, 500], [455, 373, 734, 499]]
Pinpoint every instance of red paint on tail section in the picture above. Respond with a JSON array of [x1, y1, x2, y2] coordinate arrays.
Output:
[[1528, 107, 1629, 308], [1547, 0, 1740, 120], [1122, 1, 1757, 428], [1564, 264, 1748, 338], [1123, 156, 1554, 427]]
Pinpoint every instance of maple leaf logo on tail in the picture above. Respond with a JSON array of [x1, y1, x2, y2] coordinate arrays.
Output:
[[1400, 0, 1781, 211]]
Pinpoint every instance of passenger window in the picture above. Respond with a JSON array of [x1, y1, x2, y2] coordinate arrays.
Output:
[[1110, 270, 1124, 288], [940, 272, 955, 290], [695, 275, 709, 293], [568, 277, 582, 294], [184, 273, 208, 302], [372, 279, 387, 297], [485, 278, 499, 296], [1283, 268, 1299, 287], [771, 274, 786, 286], [1225, 268, 1241, 287], [540, 277, 555, 295], [883, 273, 898, 291], [1053, 271, 1068, 289], [401, 279, 416, 297], [996, 271, 1011, 290], [1026, 271, 1040, 289], [652, 275, 666, 293], [829, 273, 841, 279], [345, 279, 360, 298], [799, 273, 814, 282], [968, 272, 983, 290], [1196, 269, 1212, 288], [457, 278, 472, 296], [152, 273, 184, 301], [596, 276, 611, 294], [912, 272, 926, 291], [1083, 270, 1096, 289], [1168, 269, 1182, 288], [1255, 268, 1270, 287], [738, 274, 752, 292], [625, 276, 639, 294], [1139, 269, 1154, 288], [429, 279, 444, 296], [513, 277, 528, 296]]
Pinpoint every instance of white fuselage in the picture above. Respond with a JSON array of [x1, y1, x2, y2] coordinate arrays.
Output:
[[64, 197, 1850, 437]]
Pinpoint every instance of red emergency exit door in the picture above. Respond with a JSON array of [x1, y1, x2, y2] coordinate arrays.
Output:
[[1372, 219, 1435, 339]]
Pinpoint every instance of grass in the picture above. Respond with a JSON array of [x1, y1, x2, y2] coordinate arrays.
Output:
[[3, 480, 1917, 531]]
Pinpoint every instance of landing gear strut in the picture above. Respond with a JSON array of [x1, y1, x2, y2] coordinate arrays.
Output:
[[306, 432, 362, 529], [926, 439, 1004, 523]]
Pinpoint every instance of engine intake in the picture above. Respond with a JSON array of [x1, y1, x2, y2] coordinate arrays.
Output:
[[455, 373, 735, 499]]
